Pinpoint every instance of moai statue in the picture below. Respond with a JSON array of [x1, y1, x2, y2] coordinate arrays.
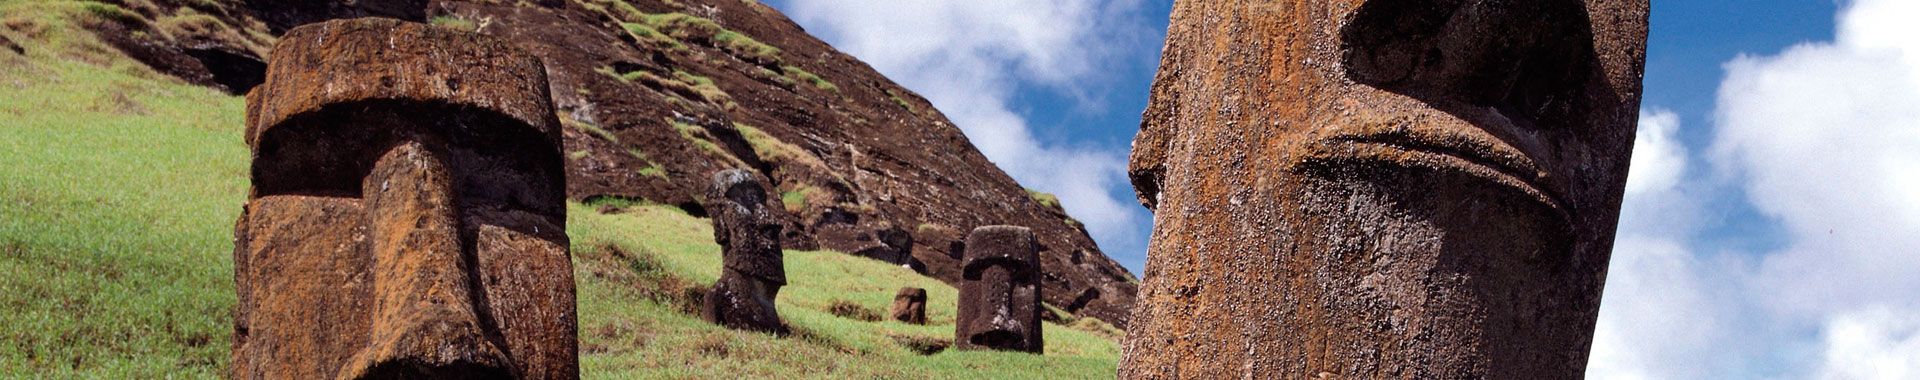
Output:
[[955, 226, 1042, 353], [701, 169, 789, 335], [1120, 0, 1649, 378], [231, 19, 576, 379], [890, 287, 928, 325]]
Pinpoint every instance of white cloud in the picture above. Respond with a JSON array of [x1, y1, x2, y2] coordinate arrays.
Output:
[[1623, 110, 1685, 195], [1593, 0, 1920, 378], [1817, 307, 1920, 380], [773, 0, 1153, 261]]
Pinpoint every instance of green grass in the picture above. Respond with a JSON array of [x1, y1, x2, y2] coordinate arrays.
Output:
[[0, 3, 245, 376], [1026, 188, 1062, 210], [569, 205, 1120, 378], [0, 3, 1119, 378], [636, 12, 782, 64], [619, 22, 687, 52], [429, 15, 478, 32], [888, 90, 919, 113], [782, 65, 838, 92]]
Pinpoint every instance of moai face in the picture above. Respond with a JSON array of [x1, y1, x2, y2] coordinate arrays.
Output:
[[956, 226, 1042, 353], [702, 169, 789, 334], [1122, 0, 1648, 378], [231, 19, 576, 379], [891, 287, 929, 325]]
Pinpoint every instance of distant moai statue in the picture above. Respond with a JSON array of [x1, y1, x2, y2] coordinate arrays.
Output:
[[890, 287, 928, 325], [701, 169, 790, 335], [1120, 0, 1650, 377], [231, 19, 576, 379], [955, 226, 1042, 353]]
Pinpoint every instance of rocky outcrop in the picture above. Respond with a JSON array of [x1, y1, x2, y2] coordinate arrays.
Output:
[[89, 0, 1139, 328], [955, 226, 1043, 353], [233, 18, 576, 379], [1119, 0, 1649, 378], [700, 169, 790, 335], [889, 287, 928, 325]]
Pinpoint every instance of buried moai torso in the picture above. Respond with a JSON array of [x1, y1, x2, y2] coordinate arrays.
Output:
[[702, 169, 790, 335], [890, 287, 928, 325], [230, 19, 576, 379], [1121, 0, 1648, 378], [956, 226, 1042, 353]]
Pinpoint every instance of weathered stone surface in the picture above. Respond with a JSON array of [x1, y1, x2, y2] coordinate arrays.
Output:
[[955, 226, 1042, 353], [1119, 0, 1649, 378], [890, 287, 928, 325], [702, 169, 790, 335], [231, 18, 575, 380]]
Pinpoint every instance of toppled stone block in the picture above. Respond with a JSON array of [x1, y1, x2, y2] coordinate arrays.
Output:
[[1120, 0, 1649, 377], [231, 18, 575, 380], [955, 226, 1042, 353], [701, 169, 790, 335], [890, 287, 928, 325]]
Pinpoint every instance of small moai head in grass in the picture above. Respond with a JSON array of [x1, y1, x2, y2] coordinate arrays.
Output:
[[701, 169, 790, 335], [955, 225, 1043, 353], [891, 287, 929, 325], [231, 18, 576, 379]]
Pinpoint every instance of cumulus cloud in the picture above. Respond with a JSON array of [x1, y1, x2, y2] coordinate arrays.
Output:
[[771, 0, 1155, 262], [1593, 0, 1920, 378]]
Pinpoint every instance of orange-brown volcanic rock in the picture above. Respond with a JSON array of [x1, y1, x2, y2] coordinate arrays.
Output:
[[1120, 0, 1649, 377], [232, 18, 575, 379]]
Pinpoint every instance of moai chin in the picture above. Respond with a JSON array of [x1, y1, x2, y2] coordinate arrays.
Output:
[[1120, 0, 1649, 378], [890, 287, 929, 325], [956, 226, 1043, 353], [701, 169, 789, 335], [230, 18, 576, 379]]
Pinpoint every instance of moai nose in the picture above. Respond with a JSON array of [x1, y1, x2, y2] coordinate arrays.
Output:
[[976, 265, 1026, 343], [343, 139, 511, 379]]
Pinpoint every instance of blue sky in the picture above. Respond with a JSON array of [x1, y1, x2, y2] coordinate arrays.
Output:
[[768, 1, 1920, 378]]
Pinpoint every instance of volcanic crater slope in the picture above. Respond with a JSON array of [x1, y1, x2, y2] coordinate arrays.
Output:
[[93, 0, 1139, 327]]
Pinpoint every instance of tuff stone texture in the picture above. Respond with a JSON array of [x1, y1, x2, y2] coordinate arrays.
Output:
[[890, 287, 928, 325], [231, 18, 575, 379], [955, 226, 1042, 353], [702, 169, 790, 335], [1119, 0, 1650, 378]]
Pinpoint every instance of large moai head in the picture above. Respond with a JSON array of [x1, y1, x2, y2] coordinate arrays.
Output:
[[701, 169, 789, 334], [1122, 0, 1648, 377], [956, 226, 1043, 353], [230, 18, 576, 379]]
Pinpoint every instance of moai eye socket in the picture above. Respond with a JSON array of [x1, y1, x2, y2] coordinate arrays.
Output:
[[1340, 0, 1595, 125]]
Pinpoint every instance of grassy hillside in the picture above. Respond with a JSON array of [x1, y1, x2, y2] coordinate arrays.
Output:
[[0, 2, 1119, 378]]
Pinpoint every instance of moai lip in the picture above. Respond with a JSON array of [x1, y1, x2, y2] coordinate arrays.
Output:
[[1119, 0, 1649, 378], [956, 226, 1043, 353], [891, 287, 929, 325], [701, 169, 790, 335], [231, 18, 576, 380]]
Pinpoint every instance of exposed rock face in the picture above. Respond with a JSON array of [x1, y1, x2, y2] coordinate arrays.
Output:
[[232, 18, 576, 379], [701, 169, 789, 335], [955, 226, 1042, 353], [91, 0, 1140, 328], [1119, 0, 1649, 378], [890, 287, 928, 325]]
